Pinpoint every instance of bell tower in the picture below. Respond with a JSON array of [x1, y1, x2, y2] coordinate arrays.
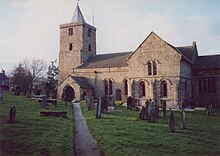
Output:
[[58, 3, 96, 83]]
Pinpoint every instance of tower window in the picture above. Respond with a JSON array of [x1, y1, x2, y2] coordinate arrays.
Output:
[[88, 45, 91, 51], [69, 43, 72, 51], [69, 28, 73, 36], [88, 29, 91, 37]]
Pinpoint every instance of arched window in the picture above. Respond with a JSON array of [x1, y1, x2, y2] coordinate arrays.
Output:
[[161, 81, 167, 97], [124, 79, 128, 95], [147, 62, 152, 76], [109, 80, 113, 95], [104, 79, 108, 95], [153, 61, 157, 75], [139, 81, 145, 97]]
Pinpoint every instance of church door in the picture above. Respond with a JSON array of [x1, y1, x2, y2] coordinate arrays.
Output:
[[65, 86, 75, 102]]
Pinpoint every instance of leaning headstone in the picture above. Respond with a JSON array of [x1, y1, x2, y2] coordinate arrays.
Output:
[[180, 109, 186, 129], [96, 97, 102, 119], [101, 95, 108, 113], [8, 106, 16, 123], [162, 100, 167, 117], [0, 87, 3, 104], [148, 100, 157, 122], [127, 96, 133, 109], [169, 108, 175, 132]]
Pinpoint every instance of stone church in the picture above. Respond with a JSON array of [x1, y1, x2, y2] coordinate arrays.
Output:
[[58, 4, 220, 108]]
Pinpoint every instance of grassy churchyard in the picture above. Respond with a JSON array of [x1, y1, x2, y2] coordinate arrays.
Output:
[[80, 101, 220, 156], [0, 92, 73, 156]]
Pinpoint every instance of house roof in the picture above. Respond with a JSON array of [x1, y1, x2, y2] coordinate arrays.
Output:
[[193, 54, 220, 70], [0, 73, 8, 80], [71, 3, 85, 23], [71, 76, 93, 89], [78, 52, 133, 69]]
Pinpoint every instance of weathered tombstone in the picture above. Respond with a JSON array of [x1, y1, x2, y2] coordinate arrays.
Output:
[[96, 97, 102, 119], [41, 96, 47, 108], [108, 95, 115, 108], [148, 100, 157, 122], [139, 106, 145, 120], [0, 87, 3, 104], [101, 95, 108, 113], [162, 100, 167, 117], [169, 108, 175, 132], [86, 96, 94, 110], [180, 109, 186, 129], [127, 96, 133, 109], [8, 106, 16, 123]]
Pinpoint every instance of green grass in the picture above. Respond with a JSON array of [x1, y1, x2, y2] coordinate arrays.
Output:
[[81, 101, 220, 156], [0, 92, 74, 156]]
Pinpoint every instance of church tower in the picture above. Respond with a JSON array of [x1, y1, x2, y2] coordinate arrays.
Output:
[[59, 3, 96, 83]]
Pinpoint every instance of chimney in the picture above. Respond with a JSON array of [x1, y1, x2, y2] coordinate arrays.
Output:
[[2, 69, 5, 75]]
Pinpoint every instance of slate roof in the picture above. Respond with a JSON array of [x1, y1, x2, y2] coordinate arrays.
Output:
[[78, 52, 133, 69], [0, 73, 8, 80], [176, 46, 195, 62], [193, 54, 220, 70], [71, 4, 85, 23], [71, 76, 93, 89]]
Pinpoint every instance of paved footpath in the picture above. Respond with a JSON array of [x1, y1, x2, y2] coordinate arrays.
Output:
[[73, 103, 102, 156]]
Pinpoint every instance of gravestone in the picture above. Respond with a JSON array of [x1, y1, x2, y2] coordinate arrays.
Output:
[[107, 95, 115, 108], [86, 96, 94, 110], [180, 109, 186, 129], [0, 87, 3, 104], [148, 100, 157, 122], [41, 96, 47, 108], [127, 96, 133, 109], [139, 105, 148, 120], [206, 104, 212, 116], [8, 106, 16, 123], [169, 108, 175, 132], [162, 100, 167, 117], [96, 97, 102, 119], [101, 95, 108, 113]]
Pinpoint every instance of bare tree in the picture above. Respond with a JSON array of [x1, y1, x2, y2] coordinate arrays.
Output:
[[23, 58, 47, 86], [10, 58, 47, 95]]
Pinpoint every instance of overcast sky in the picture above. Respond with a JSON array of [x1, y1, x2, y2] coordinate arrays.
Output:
[[0, 0, 220, 73]]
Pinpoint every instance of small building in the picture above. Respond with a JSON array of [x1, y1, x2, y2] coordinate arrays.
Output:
[[0, 70, 9, 91], [57, 4, 220, 108]]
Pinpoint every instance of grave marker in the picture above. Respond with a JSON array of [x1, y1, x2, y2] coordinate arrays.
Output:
[[169, 108, 175, 132]]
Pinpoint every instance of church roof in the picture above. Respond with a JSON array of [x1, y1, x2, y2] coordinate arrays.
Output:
[[71, 76, 93, 89], [193, 54, 220, 70], [78, 52, 133, 69], [71, 4, 85, 23], [176, 45, 195, 62], [0, 73, 8, 80]]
